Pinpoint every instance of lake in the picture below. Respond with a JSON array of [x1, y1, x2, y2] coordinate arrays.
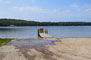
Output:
[[0, 26, 91, 38]]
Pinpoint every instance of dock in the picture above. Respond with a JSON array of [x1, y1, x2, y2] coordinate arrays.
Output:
[[38, 28, 53, 38], [39, 33, 52, 38]]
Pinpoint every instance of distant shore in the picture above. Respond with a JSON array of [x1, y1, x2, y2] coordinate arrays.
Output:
[[0, 19, 91, 26]]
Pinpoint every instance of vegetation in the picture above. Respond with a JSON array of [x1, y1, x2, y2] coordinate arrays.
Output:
[[0, 18, 91, 26], [0, 38, 12, 46]]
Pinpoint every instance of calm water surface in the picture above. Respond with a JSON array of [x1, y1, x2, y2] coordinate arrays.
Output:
[[8, 40, 59, 46], [0, 26, 91, 38]]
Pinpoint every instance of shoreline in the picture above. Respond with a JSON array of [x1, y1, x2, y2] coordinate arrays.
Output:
[[0, 37, 91, 60], [10, 37, 91, 40]]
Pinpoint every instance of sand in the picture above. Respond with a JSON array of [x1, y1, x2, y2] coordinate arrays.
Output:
[[46, 38, 91, 60], [0, 38, 91, 60]]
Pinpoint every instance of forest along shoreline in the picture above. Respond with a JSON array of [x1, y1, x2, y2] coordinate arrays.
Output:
[[0, 19, 91, 26]]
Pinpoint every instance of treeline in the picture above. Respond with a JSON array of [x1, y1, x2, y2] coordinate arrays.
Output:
[[0, 19, 91, 26]]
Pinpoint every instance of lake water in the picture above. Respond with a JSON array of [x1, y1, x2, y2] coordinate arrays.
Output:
[[0, 26, 91, 38], [8, 40, 59, 47]]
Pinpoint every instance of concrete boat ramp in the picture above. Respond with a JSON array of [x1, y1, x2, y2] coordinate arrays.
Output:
[[0, 39, 60, 60], [1, 38, 91, 60]]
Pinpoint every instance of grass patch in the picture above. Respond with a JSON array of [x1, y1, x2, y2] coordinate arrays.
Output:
[[0, 38, 12, 46]]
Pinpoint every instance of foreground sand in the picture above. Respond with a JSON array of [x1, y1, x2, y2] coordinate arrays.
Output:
[[0, 38, 91, 60]]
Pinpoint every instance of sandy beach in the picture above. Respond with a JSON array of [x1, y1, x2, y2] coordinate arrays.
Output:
[[0, 38, 91, 60]]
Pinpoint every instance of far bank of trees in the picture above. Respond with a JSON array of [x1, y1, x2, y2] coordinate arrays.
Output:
[[0, 19, 91, 26]]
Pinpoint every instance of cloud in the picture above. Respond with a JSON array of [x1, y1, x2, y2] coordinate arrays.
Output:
[[85, 4, 91, 12], [0, 0, 11, 4], [0, 4, 91, 22], [7, 5, 90, 21], [12, 6, 72, 18], [86, 9, 91, 12], [71, 3, 79, 8], [85, 8, 91, 16], [12, 6, 50, 14]]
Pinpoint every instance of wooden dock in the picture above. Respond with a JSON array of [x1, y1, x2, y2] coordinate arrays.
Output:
[[38, 28, 53, 38], [39, 33, 52, 38]]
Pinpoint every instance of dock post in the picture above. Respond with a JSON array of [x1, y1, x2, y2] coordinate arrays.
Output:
[[45, 28, 48, 34], [38, 29, 39, 38], [38, 28, 44, 38], [38, 29, 40, 38]]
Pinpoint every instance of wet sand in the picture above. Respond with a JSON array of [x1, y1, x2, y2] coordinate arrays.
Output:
[[0, 38, 91, 60]]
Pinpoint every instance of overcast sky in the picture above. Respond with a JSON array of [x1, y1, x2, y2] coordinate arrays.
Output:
[[0, 0, 91, 22]]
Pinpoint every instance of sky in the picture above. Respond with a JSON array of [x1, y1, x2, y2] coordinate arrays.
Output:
[[0, 0, 91, 22]]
